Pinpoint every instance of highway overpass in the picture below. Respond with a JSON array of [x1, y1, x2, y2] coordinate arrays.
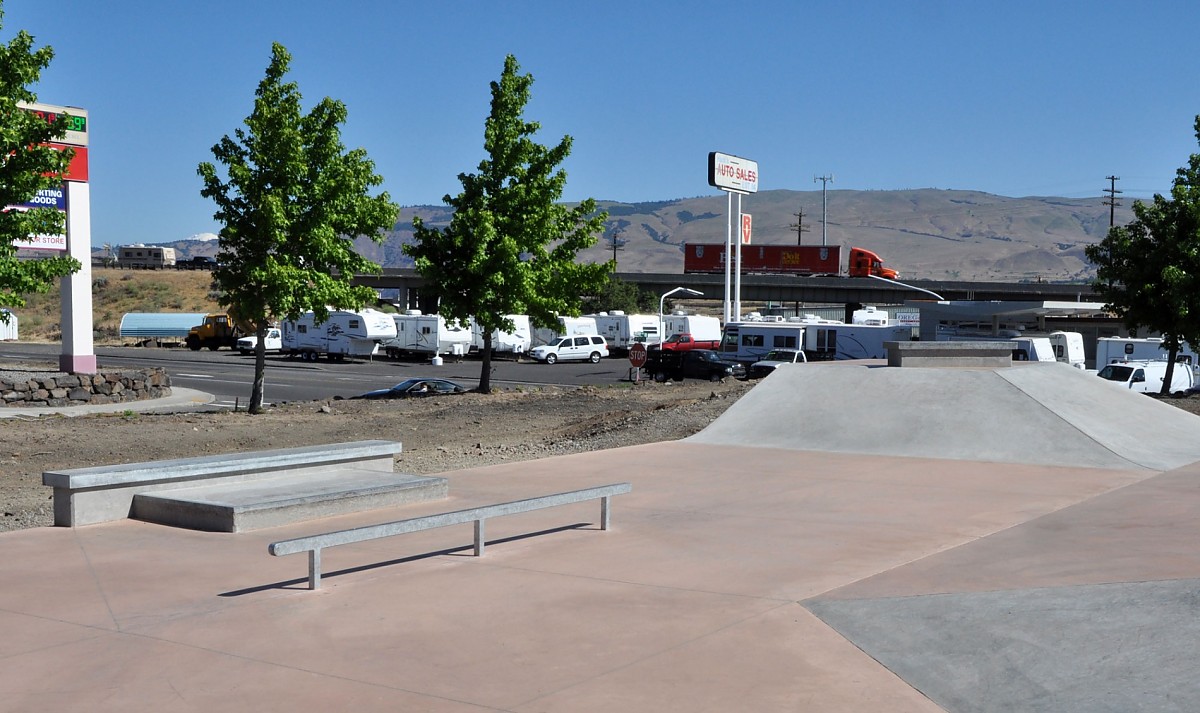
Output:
[[354, 268, 1100, 310]]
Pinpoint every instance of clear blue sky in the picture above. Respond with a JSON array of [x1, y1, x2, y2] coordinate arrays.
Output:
[[8, 0, 1199, 247]]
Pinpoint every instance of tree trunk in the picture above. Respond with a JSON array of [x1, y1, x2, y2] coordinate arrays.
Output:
[[478, 331, 493, 393], [250, 323, 268, 414], [1162, 343, 1179, 396]]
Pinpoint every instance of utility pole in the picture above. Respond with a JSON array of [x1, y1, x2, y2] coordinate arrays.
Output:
[[1103, 175, 1122, 227], [789, 208, 811, 245], [814, 175, 834, 246], [608, 230, 626, 270]]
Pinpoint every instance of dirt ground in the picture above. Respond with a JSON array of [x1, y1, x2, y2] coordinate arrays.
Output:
[[0, 376, 754, 532]]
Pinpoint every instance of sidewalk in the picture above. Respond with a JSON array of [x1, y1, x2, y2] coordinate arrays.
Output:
[[0, 387, 214, 418]]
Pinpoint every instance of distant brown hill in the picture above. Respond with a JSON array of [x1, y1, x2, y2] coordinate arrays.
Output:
[[150, 189, 1140, 283], [380, 189, 1133, 282]]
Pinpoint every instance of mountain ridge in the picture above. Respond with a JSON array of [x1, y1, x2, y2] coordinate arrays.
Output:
[[129, 188, 1138, 282]]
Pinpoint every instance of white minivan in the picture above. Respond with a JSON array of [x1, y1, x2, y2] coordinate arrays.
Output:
[[529, 334, 609, 364]]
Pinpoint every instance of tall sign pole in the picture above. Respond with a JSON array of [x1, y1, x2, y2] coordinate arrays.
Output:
[[708, 152, 758, 323], [19, 102, 94, 374]]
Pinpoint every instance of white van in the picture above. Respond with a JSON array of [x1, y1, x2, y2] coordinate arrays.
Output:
[[529, 334, 609, 364], [1096, 359, 1195, 395]]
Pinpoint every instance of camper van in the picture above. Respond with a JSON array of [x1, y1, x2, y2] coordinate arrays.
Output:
[[590, 311, 660, 352], [384, 311, 473, 359], [281, 309, 397, 361], [1096, 359, 1195, 395], [470, 314, 531, 356], [802, 323, 916, 361]]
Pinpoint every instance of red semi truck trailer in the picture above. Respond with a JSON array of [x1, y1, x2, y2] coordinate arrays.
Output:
[[682, 244, 899, 279]]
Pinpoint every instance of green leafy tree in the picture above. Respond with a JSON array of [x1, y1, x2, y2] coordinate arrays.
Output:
[[0, 5, 80, 315], [582, 275, 657, 314], [1086, 115, 1200, 394], [405, 55, 611, 392], [199, 43, 397, 413]]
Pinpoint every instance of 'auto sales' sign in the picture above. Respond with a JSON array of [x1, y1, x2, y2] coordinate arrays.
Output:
[[708, 152, 758, 194]]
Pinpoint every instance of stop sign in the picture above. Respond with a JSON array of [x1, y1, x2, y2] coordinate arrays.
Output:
[[629, 342, 648, 367]]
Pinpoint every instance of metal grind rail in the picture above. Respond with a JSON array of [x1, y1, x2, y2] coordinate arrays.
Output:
[[269, 483, 632, 590]]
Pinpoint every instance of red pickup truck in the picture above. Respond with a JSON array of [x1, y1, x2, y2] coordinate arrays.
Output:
[[652, 333, 721, 352]]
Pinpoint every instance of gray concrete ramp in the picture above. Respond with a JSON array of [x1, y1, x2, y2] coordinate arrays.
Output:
[[689, 362, 1200, 471]]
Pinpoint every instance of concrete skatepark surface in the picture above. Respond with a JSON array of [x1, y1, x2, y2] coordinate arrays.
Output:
[[3, 361, 1200, 712]]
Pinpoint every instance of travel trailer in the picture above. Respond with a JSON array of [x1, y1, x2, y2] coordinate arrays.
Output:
[[851, 306, 889, 326], [1095, 337, 1199, 374], [281, 309, 397, 361], [719, 321, 808, 365], [117, 245, 176, 269], [384, 311, 473, 359], [802, 323, 916, 361], [590, 311, 660, 352], [662, 313, 722, 342], [937, 327, 1082, 367], [1008, 337, 1057, 363], [470, 314, 532, 355], [531, 316, 598, 348], [1047, 331, 1086, 369]]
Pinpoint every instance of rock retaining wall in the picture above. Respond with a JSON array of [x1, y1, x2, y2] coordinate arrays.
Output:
[[1, 368, 171, 408]]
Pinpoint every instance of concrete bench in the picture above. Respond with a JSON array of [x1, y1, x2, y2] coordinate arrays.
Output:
[[269, 482, 632, 590], [43, 440, 448, 531]]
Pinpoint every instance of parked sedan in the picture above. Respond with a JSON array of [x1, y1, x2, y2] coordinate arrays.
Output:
[[351, 378, 467, 400]]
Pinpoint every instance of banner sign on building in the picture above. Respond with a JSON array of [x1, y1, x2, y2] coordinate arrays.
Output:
[[19, 187, 66, 211]]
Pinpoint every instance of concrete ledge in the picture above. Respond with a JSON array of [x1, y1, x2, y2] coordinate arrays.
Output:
[[886, 340, 1013, 368], [132, 468, 449, 532], [43, 440, 405, 527]]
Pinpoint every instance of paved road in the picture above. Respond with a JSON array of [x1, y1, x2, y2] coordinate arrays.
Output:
[[0, 343, 640, 408]]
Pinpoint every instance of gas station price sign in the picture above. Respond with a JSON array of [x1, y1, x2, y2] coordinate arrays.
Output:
[[20, 102, 88, 146]]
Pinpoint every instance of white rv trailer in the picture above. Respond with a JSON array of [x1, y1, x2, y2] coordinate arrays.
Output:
[[1008, 337, 1057, 363], [281, 308, 397, 361], [719, 321, 808, 365], [1047, 331, 1086, 368], [937, 327, 1082, 366], [384, 311, 473, 359], [117, 245, 176, 269], [803, 323, 915, 361], [662, 313, 722, 341], [591, 311, 660, 351], [851, 306, 889, 326], [1095, 337, 1200, 374], [470, 314, 532, 355], [531, 316, 598, 348]]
